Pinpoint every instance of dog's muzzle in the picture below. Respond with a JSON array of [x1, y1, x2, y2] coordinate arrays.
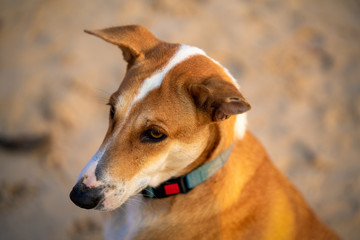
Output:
[[69, 181, 104, 209]]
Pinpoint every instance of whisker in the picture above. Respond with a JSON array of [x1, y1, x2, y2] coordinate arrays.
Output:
[[95, 88, 112, 104]]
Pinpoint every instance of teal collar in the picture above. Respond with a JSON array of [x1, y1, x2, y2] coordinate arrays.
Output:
[[142, 145, 234, 198]]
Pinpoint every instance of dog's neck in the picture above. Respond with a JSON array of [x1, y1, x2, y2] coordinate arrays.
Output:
[[143, 115, 243, 198], [142, 119, 237, 198], [105, 116, 246, 239], [180, 117, 237, 177]]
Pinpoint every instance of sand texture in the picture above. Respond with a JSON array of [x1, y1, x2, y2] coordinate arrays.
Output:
[[0, 0, 359, 239]]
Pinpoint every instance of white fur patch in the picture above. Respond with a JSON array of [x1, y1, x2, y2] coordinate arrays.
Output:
[[234, 114, 247, 140], [112, 45, 206, 142], [104, 196, 145, 240], [208, 57, 241, 89], [133, 45, 206, 103], [78, 146, 106, 188], [101, 183, 127, 210], [116, 44, 247, 142]]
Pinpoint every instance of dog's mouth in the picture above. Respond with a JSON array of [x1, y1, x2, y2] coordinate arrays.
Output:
[[70, 180, 125, 211], [70, 172, 150, 211], [93, 197, 106, 211], [93, 183, 150, 211]]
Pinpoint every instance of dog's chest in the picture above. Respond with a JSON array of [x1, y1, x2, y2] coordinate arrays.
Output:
[[104, 196, 170, 240], [104, 201, 143, 240]]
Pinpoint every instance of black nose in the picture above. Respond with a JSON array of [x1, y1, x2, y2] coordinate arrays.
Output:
[[69, 181, 104, 209]]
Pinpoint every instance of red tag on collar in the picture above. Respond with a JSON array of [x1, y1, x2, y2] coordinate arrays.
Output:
[[164, 183, 180, 195]]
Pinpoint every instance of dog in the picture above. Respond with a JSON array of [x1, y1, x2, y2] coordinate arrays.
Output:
[[69, 25, 339, 240]]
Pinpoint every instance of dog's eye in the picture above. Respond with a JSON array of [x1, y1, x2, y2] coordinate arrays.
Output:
[[108, 105, 115, 119], [149, 129, 163, 139], [141, 129, 167, 143]]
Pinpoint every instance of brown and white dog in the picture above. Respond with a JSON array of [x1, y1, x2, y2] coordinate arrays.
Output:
[[70, 25, 339, 240]]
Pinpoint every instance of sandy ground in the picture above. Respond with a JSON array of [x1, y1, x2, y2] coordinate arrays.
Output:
[[0, 0, 359, 239]]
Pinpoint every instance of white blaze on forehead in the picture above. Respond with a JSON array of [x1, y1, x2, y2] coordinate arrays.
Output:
[[112, 45, 206, 138], [112, 43, 248, 144], [132, 45, 206, 103]]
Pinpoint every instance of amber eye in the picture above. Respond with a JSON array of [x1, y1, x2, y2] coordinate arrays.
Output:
[[141, 129, 167, 143], [149, 129, 163, 139]]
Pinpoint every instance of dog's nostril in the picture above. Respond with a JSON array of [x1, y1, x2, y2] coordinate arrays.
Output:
[[69, 182, 104, 209]]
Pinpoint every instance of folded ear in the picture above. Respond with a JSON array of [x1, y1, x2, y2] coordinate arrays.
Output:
[[84, 25, 160, 66], [188, 78, 251, 121]]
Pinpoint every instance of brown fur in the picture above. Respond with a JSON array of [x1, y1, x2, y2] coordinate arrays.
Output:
[[131, 131, 339, 240], [76, 25, 339, 239]]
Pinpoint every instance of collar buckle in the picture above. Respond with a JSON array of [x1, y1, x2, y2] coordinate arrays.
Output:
[[142, 175, 190, 198]]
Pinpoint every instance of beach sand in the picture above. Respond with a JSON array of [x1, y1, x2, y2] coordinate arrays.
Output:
[[0, 0, 359, 239]]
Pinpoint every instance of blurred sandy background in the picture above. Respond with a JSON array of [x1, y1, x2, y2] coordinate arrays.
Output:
[[0, 0, 359, 239]]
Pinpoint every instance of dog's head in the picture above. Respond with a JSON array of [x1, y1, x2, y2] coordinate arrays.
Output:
[[70, 25, 250, 211]]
